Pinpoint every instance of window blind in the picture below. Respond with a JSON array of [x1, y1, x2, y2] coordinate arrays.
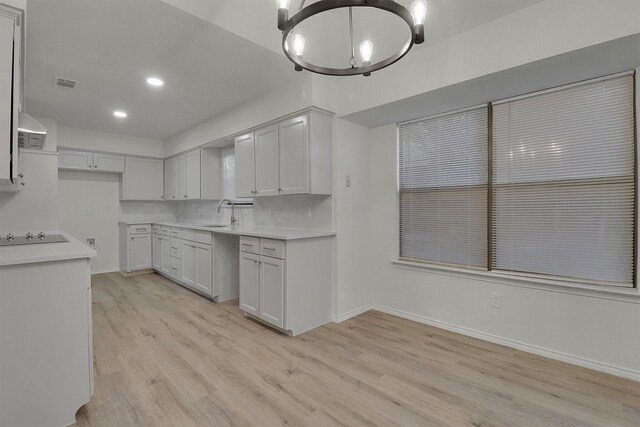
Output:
[[399, 106, 488, 267], [492, 74, 636, 286]]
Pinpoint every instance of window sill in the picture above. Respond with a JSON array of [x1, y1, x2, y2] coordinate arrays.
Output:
[[392, 259, 640, 303]]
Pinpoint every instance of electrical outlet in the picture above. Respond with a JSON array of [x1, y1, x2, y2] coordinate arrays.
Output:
[[490, 292, 502, 309], [345, 175, 351, 187], [306, 207, 312, 217], [86, 237, 95, 247]]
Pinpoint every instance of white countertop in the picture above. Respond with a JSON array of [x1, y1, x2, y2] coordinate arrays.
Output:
[[0, 232, 97, 267], [119, 220, 336, 241]]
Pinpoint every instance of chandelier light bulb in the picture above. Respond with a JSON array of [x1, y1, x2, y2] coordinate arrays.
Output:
[[291, 34, 305, 57], [277, 0, 290, 9], [410, 0, 427, 25], [359, 40, 373, 63]]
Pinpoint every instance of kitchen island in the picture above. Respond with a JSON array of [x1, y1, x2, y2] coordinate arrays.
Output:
[[0, 232, 96, 427]]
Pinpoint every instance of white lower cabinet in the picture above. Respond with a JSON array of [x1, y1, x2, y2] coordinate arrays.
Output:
[[195, 243, 213, 295], [151, 224, 216, 299], [152, 234, 162, 270], [119, 224, 152, 273], [130, 234, 152, 270], [240, 237, 286, 330], [161, 236, 171, 275], [239, 252, 260, 316], [259, 256, 285, 328], [238, 235, 332, 335], [181, 241, 197, 287]]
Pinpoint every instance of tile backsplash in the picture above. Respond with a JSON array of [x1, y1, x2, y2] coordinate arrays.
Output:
[[155, 195, 334, 230]]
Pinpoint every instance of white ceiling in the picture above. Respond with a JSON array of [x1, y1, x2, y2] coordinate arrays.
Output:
[[25, 0, 543, 141], [25, 0, 295, 140]]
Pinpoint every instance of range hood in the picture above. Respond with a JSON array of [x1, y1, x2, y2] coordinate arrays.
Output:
[[17, 112, 47, 149]]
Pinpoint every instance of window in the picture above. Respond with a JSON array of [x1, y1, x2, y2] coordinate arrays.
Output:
[[398, 106, 488, 268], [398, 72, 636, 288], [492, 74, 635, 286]]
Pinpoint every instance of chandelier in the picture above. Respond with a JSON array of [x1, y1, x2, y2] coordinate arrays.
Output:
[[277, 0, 427, 77]]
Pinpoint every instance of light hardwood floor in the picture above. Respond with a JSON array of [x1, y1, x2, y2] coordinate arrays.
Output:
[[75, 272, 640, 426]]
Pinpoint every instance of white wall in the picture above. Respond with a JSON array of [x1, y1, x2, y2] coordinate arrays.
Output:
[[327, 0, 640, 118], [57, 171, 173, 274], [333, 119, 373, 319], [56, 125, 167, 272], [58, 125, 164, 158], [164, 74, 314, 156], [368, 124, 640, 381], [0, 151, 59, 234]]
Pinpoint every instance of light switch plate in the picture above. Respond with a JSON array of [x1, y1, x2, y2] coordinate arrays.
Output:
[[345, 175, 351, 187]]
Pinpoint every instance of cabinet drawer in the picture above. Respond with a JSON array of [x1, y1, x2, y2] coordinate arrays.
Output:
[[195, 230, 212, 245], [159, 226, 170, 236], [170, 238, 182, 259], [152, 224, 160, 233], [240, 236, 260, 254], [129, 224, 151, 234], [260, 238, 285, 259], [181, 228, 196, 242], [170, 256, 182, 279], [170, 227, 182, 239]]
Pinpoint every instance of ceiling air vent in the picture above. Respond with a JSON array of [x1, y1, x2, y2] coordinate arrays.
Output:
[[53, 77, 78, 89]]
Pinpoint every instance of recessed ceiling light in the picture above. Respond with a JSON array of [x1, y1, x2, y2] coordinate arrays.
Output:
[[146, 77, 164, 87], [113, 111, 127, 118]]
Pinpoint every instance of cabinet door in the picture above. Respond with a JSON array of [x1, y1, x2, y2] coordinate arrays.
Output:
[[234, 133, 255, 198], [239, 251, 260, 316], [152, 235, 162, 271], [259, 256, 285, 329], [186, 150, 201, 199], [165, 157, 177, 200], [93, 153, 124, 173], [124, 157, 164, 200], [181, 241, 197, 288], [195, 243, 212, 295], [279, 115, 309, 195], [254, 124, 279, 196], [176, 154, 187, 199], [58, 150, 94, 171], [129, 234, 152, 271], [0, 14, 14, 182], [161, 237, 171, 275]]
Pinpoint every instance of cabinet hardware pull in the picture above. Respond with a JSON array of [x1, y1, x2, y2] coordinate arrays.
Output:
[[263, 247, 276, 250], [241, 243, 253, 247], [171, 247, 178, 250]]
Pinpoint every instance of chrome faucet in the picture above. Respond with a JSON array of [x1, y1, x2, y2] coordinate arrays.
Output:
[[217, 199, 237, 227]]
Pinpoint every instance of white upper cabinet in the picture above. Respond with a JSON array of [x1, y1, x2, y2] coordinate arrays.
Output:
[[234, 133, 256, 198], [279, 115, 308, 195], [176, 154, 187, 199], [121, 157, 164, 201], [58, 149, 94, 171], [0, 7, 21, 185], [165, 156, 177, 200], [234, 109, 332, 198], [255, 124, 279, 196], [59, 149, 124, 173], [186, 150, 201, 199], [93, 153, 124, 173], [165, 148, 221, 201]]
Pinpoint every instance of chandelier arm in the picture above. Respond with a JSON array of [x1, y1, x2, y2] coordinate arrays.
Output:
[[348, 7, 356, 68]]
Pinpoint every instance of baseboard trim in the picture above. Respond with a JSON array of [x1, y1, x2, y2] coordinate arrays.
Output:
[[371, 304, 640, 382], [332, 304, 373, 323], [118, 269, 154, 277], [91, 268, 118, 275]]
